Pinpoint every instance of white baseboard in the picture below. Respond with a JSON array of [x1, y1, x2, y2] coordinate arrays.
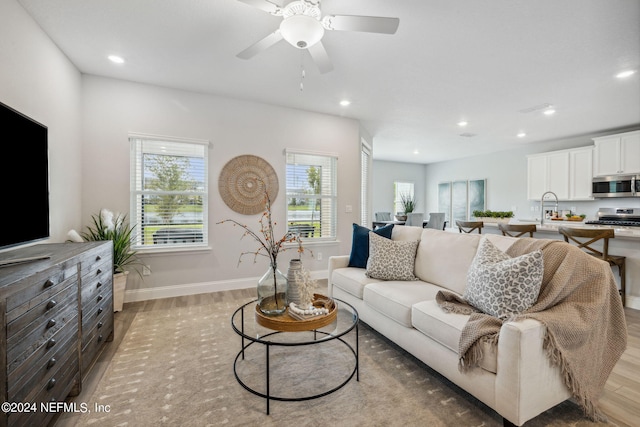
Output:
[[625, 295, 640, 310], [124, 269, 328, 303]]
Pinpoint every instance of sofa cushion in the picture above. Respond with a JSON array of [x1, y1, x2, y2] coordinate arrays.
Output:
[[464, 238, 543, 320], [391, 225, 424, 242], [331, 267, 382, 299], [348, 223, 394, 268], [412, 299, 497, 373], [414, 229, 482, 294], [364, 281, 442, 327], [366, 232, 419, 281]]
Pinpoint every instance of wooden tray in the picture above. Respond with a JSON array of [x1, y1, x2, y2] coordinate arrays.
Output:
[[255, 294, 337, 332]]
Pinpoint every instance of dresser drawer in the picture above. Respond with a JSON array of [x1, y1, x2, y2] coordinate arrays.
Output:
[[7, 286, 78, 372], [81, 268, 113, 314], [6, 266, 77, 322], [7, 318, 78, 401], [8, 325, 78, 404], [79, 244, 112, 279], [8, 354, 80, 427], [82, 295, 112, 344], [82, 303, 113, 374]]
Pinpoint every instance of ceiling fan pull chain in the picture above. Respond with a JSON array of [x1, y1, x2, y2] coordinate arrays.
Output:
[[300, 51, 306, 91]]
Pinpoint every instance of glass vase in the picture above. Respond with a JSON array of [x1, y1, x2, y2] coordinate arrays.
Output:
[[257, 262, 288, 315]]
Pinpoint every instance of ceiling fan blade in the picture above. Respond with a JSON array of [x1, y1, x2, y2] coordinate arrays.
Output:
[[307, 41, 333, 74], [323, 15, 399, 34], [237, 30, 283, 59], [236, 0, 282, 15]]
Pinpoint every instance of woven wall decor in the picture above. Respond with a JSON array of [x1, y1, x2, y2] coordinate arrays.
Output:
[[218, 155, 279, 215]]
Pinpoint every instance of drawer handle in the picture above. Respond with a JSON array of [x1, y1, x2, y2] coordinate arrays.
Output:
[[47, 358, 57, 369], [97, 321, 103, 329], [46, 319, 57, 329], [96, 281, 103, 288], [46, 338, 56, 349], [97, 307, 103, 315], [96, 255, 102, 261], [47, 378, 56, 390], [96, 268, 102, 275], [97, 294, 103, 302], [98, 334, 104, 342], [46, 300, 57, 310], [43, 279, 54, 289]]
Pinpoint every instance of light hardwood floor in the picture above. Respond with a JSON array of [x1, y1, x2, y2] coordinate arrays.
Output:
[[53, 287, 639, 427]]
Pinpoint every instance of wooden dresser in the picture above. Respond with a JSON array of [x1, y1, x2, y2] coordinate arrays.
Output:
[[0, 242, 114, 427]]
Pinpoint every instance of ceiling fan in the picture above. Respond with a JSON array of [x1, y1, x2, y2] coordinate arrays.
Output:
[[236, 0, 399, 74]]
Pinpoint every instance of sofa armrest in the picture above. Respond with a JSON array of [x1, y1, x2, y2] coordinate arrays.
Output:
[[328, 255, 350, 296], [495, 319, 571, 426]]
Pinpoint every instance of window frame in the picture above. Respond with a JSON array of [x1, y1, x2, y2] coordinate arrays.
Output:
[[129, 133, 210, 252], [394, 181, 415, 215], [285, 149, 338, 242]]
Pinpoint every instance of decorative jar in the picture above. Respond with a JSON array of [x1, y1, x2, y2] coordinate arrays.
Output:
[[257, 263, 288, 315]]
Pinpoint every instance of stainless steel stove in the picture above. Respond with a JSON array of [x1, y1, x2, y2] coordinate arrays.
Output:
[[585, 207, 640, 227]]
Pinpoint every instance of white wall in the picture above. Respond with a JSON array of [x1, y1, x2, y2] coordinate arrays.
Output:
[[81, 76, 363, 299], [372, 160, 426, 221], [0, 0, 83, 246]]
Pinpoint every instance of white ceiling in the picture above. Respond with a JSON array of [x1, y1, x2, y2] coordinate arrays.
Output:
[[17, 0, 640, 164]]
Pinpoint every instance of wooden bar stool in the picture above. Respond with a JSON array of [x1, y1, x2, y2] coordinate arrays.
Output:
[[558, 227, 626, 306], [498, 223, 537, 238], [456, 220, 483, 234]]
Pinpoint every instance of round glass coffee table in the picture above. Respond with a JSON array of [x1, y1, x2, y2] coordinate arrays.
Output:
[[230, 296, 359, 414]]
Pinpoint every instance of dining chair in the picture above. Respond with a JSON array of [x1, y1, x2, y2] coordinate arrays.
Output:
[[405, 212, 424, 227], [375, 212, 392, 221], [558, 227, 626, 305], [498, 223, 537, 238], [456, 220, 483, 234], [425, 213, 446, 230]]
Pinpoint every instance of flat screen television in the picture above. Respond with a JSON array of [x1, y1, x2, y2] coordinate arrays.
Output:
[[0, 101, 50, 250]]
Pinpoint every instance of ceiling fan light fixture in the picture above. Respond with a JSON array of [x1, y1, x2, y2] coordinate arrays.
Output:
[[280, 15, 324, 49]]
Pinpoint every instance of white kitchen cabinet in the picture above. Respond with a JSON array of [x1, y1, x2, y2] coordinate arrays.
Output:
[[593, 130, 640, 176], [569, 147, 594, 200], [527, 146, 593, 200]]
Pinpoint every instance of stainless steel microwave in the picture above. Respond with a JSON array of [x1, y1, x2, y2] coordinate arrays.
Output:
[[592, 174, 640, 198]]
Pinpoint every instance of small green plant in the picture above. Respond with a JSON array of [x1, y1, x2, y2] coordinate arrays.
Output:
[[400, 193, 416, 214], [76, 209, 142, 275], [472, 210, 514, 219]]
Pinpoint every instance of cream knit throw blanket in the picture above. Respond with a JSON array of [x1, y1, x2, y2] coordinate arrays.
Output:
[[436, 238, 627, 421]]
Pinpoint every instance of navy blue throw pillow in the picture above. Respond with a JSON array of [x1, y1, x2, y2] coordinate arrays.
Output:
[[348, 223, 394, 268]]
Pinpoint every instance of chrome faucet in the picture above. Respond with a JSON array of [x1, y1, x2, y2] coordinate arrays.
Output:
[[540, 191, 558, 225]]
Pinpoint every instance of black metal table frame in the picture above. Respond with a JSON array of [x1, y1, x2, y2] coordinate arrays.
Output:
[[231, 298, 359, 414]]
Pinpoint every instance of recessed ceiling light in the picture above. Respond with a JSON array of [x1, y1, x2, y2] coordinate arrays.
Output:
[[616, 70, 636, 79], [108, 55, 125, 64], [517, 132, 527, 138], [543, 108, 556, 116], [457, 121, 468, 127], [339, 100, 351, 106], [413, 149, 419, 155]]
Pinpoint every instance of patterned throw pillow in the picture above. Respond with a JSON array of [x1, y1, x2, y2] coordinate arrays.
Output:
[[366, 231, 419, 281], [463, 238, 543, 319]]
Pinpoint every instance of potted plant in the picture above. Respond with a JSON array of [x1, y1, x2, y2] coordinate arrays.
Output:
[[472, 209, 514, 223], [68, 209, 141, 311], [396, 194, 416, 221]]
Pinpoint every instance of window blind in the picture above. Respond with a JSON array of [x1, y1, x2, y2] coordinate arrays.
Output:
[[285, 150, 337, 240], [130, 135, 209, 249]]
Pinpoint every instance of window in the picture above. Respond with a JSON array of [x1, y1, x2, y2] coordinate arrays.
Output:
[[285, 150, 337, 240], [360, 141, 371, 227], [394, 181, 414, 214], [130, 134, 209, 250]]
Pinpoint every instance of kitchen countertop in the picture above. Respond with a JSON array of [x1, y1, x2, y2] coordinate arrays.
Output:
[[490, 219, 640, 239]]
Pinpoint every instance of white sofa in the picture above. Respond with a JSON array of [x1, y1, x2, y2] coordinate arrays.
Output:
[[328, 226, 572, 426]]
